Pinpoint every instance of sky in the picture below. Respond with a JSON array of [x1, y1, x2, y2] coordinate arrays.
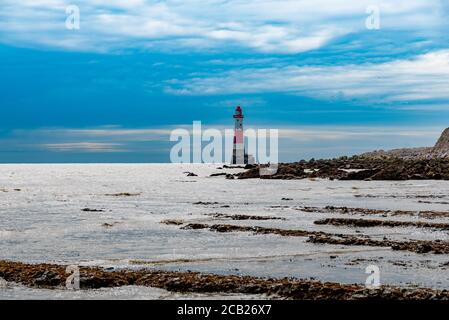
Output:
[[1, 0, 449, 163]]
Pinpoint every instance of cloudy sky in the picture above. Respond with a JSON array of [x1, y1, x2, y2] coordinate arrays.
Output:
[[1, 0, 449, 162]]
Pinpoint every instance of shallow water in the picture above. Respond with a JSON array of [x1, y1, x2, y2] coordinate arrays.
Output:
[[1, 164, 449, 298], [0, 283, 265, 300]]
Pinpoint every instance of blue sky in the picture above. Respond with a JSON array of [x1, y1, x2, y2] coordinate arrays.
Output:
[[1, 0, 449, 163]]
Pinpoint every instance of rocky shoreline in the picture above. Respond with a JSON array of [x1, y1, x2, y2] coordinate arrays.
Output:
[[180, 223, 449, 254], [233, 127, 449, 180], [1, 260, 449, 300], [299, 206, 449, 219], [236, 156, 449, 180], [314, 217, 449, 230]]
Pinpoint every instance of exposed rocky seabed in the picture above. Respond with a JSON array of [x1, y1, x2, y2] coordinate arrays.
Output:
[[1, 164, 449, 300], [237, 157, 449, 180]]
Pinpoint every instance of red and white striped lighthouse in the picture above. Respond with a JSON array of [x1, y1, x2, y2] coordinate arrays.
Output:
[[232, 106, 245, 164]]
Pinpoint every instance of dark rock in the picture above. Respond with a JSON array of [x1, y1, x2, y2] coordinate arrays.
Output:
[[193, 201, 219, 205], [181, 223, 208, 230], [208, 213, 285, 221], [105, 192, 141, 197], [341, 169, 380, 180], [314, 217, 449, 230], [185, 172, 198, 177], [244, 164, 258, 169], [210, 173, 227, 177], [34, 271, 61, 287], [160, 219, 184, 226], [237, 168, 260, 179], [2, 260, 449, 300], [236, 157, 449, 181], [81, 208, 105, 212], [102, 223, 114, 228]]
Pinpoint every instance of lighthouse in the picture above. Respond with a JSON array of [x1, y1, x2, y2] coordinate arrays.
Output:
[[232, 106, 245, 164]]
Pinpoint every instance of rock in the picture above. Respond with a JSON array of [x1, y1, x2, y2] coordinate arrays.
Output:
[[160, 219, 184, 226], [409, 174, 426, 180], [2, 260, 449, 300], [208, 213, 285, 221], [34, 270, 61, 287], [105, 192, 141, 197], [225, 174, 235, 179], [193, 201, 219, 205], [340, 169, 380, 180], [223, 165, 246, 169], [185, 172, 198, 177], [244, 164, 258, 169], [81, 208, 105, 212], [235, 157, 449, 181], [181, 223, 208, 230], [210, 173, 227, 177], [237, 168, 260, 179]]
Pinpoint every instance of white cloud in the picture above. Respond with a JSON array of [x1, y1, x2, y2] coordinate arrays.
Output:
[[0, 0, 445, 53], [38, 128, 172, 141], [278, 126, 442, 142], [166, 50, 449, 103], [42, 142, 124, 152], [3, 127, 173, 153]]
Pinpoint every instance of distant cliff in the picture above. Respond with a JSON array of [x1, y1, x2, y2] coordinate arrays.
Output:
[[361, 127, 449, 159], [433, 128, 449, 157]]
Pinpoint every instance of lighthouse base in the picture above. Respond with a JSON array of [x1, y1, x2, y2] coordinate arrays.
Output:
[[232, 153, 255, 165]]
